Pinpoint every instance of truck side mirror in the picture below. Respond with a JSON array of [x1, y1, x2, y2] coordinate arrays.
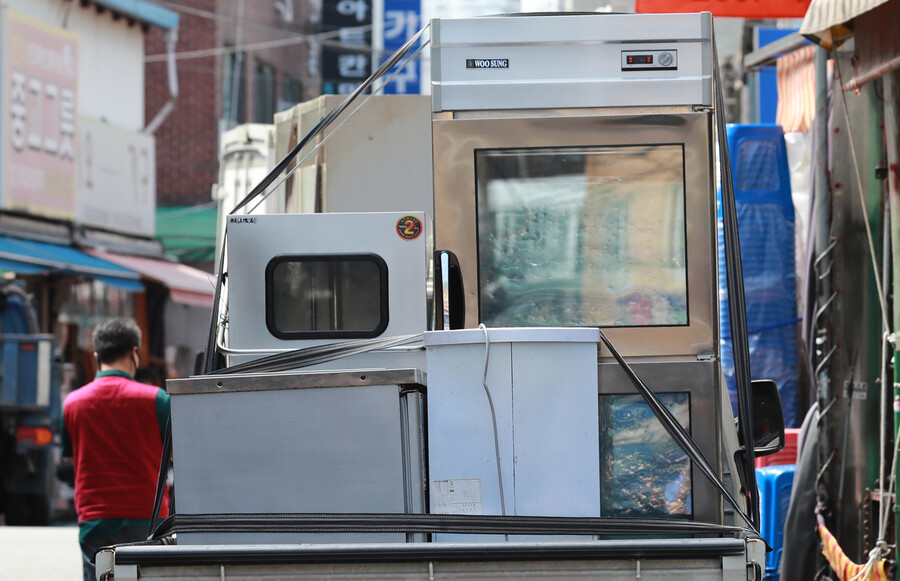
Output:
[[751, 379, 785, 457]]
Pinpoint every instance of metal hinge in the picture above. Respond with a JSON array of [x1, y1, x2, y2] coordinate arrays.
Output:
[[697, 353, 717, 362]]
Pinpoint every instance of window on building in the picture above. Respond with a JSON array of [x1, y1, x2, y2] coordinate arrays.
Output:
[[223, 50, 246, 126], [254, 60, 276, 123], [279, 74, 303, 112]]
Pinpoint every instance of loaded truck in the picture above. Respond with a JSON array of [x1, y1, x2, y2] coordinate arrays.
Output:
[[0, 280, 59, 525], [97, 12, 786, 580]]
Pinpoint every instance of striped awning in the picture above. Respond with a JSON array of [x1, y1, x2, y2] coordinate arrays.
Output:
[[800, 0, 892, 48], [776, 45, 817, 133], [87, 250, 215, 307]]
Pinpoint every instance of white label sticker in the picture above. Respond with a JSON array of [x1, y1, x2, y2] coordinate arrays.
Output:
[[848, 381, 868, 400], [432, 478, 482, 515]]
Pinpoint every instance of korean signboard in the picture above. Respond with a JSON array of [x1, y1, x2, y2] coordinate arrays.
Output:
[[321, 0, 372, 95], [381, 0, 421, 94], [1, 8, 79, 220], [76, 116, 156, 238]]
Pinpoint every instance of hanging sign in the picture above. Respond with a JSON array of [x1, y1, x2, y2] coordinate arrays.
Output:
[[381, 0, 421, 94], [320, 0, 373, 95], [635, 0, 812, 19]]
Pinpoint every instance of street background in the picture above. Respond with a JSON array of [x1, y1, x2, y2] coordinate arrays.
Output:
[[0, 525, 81, 580]]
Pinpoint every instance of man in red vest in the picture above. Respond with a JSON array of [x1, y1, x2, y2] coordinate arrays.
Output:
[[62, 318, 170, 581]]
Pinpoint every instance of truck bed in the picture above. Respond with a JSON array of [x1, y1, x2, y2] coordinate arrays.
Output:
[[99, 537, 763, 581]]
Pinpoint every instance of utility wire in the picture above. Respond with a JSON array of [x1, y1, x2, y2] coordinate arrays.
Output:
[[145, 26, 379, 62], [152, 0, 319, 37]]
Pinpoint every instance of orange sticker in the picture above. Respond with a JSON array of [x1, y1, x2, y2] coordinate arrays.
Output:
[[397, 215, 422, 240]]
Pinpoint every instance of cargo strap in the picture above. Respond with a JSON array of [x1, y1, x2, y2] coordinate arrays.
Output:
[[154, 512, 755, 539], [598, 330, 756, 534]]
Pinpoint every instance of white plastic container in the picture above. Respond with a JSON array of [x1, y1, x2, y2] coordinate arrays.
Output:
[[424, 327, 600, 540]]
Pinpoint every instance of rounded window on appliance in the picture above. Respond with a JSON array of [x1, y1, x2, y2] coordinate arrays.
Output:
[[265, 254, 389, 339], [476, 144, 687, 328]]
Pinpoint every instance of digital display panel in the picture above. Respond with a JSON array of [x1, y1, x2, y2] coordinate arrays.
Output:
[[627, 54, 653, 65]]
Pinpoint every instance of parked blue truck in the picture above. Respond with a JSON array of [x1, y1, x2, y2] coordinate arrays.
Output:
[[0, 280, 60, 525]]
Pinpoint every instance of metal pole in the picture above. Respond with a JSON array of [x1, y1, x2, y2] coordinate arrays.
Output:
[[812, 45, 833, 522], [882, 70, 900, 580]]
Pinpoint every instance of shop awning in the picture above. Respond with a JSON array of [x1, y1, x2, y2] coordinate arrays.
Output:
[[86, 0, 179, 30], [776, 45, 818, 133], [86, 250, 216, 307], [156, 205, 217, 266], [0, 236, 144, 291], [800, 0, 891, 48]]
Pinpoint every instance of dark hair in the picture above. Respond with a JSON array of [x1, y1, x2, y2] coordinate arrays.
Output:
[[92, 318, 141, 365]]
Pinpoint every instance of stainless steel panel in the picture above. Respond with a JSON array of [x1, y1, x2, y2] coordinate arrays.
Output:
[[172, 380, 425, 545], [432, 112, 716, 357], [430, 14, 713, 111], [115, 538, 752, 581], [167, 368, 426, 395], [225, 212, 432, 363]]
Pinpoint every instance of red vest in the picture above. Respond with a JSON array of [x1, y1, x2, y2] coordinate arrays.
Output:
[[64, 374, 170, 522]]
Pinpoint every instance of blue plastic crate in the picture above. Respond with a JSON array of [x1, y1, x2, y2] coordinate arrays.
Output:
[[718, 123, 800, 428], [757, 464, 796, 580]]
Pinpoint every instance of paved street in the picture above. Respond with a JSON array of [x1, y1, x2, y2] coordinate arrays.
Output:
[[0, 524, 82, 580]]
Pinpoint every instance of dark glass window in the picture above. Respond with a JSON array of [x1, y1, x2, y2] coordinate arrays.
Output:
[[265, 254, 388, 339]]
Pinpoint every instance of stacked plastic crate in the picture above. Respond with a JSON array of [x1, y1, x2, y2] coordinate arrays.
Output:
[[719, 124, 800, 581], [718, 123, 800, 427]]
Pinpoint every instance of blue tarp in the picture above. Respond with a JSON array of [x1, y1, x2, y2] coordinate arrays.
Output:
[[0, 236, 144, 291]]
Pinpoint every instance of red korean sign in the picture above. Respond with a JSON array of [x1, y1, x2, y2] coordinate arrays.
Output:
[[635, 0, 811, 19]]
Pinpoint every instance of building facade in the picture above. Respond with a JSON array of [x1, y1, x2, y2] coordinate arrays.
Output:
[[145, 0, 316, 207], [0, 0, 214, 387]]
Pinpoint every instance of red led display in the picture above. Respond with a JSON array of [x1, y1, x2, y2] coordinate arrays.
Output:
[[627, 54, 654, 65]]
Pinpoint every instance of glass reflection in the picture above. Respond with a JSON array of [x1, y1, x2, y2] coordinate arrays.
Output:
[[476, 145, 687, 328], [600, 392, 692, 517]]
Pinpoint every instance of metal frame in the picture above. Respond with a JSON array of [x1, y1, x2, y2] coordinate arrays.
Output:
[[598, 360, 723, 525], [432, 111, 717, 358], [264, 253, 391, 340]]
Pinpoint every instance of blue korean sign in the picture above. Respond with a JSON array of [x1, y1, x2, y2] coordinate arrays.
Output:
[[381, 0, 421, 94], [321, 0, 373, 95]]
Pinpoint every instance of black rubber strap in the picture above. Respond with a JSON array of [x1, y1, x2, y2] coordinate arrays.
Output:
[[712, 26, 760, 528], [147, 416, 172, 539], [156, 512, 754, 539], [598, 330, 756, 533]]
